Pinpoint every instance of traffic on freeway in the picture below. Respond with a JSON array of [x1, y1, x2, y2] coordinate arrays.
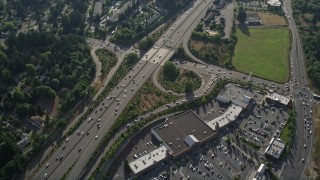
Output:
[[31, 0, 213, 179]]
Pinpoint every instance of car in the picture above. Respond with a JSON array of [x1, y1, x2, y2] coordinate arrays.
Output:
[[45, 163, 49, 168], [65, 138, 69, 143], [95, 135, 98, 140], [78, 148, 82, 152], [44, 173, 48, 178]]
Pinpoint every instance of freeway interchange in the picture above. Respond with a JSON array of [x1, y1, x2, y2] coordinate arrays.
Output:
[[31, 0, 315, 179], [32, 0, 213, 179]]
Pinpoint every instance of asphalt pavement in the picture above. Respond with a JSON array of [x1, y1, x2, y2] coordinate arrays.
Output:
[[280, 0, 315, 179], [31, 1, 215, 179]]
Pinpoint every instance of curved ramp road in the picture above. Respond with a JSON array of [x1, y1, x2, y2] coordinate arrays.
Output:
[[31, 0, 213, 179]]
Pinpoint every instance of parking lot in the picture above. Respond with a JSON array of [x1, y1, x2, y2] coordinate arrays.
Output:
[[238, 103, 289, 150], [133, 139, 254, 180], [111, 85, 292, 179], [178, 140, 253, 180]]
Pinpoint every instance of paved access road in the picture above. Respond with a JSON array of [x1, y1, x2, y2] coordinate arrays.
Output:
[[32, 0, 214, 179], [280, 0, 315, 179]]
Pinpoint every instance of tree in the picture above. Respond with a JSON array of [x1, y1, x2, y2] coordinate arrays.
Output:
[[16, 103, 30, 117], [125, 53, 139, 66], [175, 46, 185, 59], [237, 7, 246, 24], [195, 22, 203, 32], [0, 1, 5, 12], [163, 61, 179, 81], [1, 68, 13, 84], [185, 81, 194, 92], [26, 64, 36, 77], [139, 36, 154, 51]]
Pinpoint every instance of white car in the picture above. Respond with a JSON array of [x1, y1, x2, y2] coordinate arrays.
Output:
[[95, 135, 98, 140]]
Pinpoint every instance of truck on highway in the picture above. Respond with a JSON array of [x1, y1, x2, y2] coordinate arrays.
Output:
[[313, 94, 320, 99]]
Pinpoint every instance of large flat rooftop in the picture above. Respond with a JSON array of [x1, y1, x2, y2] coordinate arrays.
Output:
[[152, 111, 216, 157], [217, 84, 253, 108], [206, 104, 243, 130], [264, 138, 285, 159], [266, 92, 291, 106], [129, 145, 169, 175]]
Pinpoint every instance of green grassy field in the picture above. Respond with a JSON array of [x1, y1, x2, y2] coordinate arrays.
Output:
[[233, 28, 290, 82]]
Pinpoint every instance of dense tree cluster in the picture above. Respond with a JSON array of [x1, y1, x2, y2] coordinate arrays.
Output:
[[302, 27, 320, 89], [0, 31, 94, 179], [163, 61, 179, 81], [158, 0, 193, 11], [292, 0, 320, 90], [1, 32, 95, 118], [139, 36, 155, 51]]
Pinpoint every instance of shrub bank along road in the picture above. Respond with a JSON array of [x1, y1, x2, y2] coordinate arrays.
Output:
[[32, 0, 213, 179]]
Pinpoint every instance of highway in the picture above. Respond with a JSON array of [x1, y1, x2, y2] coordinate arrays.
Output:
[[31, 0, 213, 179], [280, 0, 314, 179]]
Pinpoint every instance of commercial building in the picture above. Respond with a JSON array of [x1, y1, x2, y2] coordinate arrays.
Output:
[[266, 93, 292, 107], [247, 163, 266, 180], [216, 84, 253, 109], [206, 104, 243, 130], [151, 111, 217, 158], [264, 138, 285, 159], [245, 13, 262, 25], [128, 145, 169, 175], [267, 0, 281, 7]]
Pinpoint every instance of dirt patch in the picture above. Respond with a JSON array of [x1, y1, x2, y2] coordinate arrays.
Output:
[[189, 39, 231, 66], [307, 103, 320, 179], [139, 93, 166, 113], [49, 97, 59, 117], [192, 40, 206, 50], [298, 14, 320, 27], [93, 78, 102, 91], [258, 12, 287, 26]]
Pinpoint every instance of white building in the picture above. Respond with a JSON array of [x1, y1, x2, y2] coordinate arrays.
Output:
[[206, 104, 243, 130], [267, 0, 281, 7], [264, 138, 285, 159], [248, 163, 266, 180], [266, 93, 291, 106], [129, 145, 169, 175]]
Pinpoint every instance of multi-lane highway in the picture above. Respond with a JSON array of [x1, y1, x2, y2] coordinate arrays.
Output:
[[31, 0, 316, 179], [281, 0, 314, 179], [31, 0, 213, 179]]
